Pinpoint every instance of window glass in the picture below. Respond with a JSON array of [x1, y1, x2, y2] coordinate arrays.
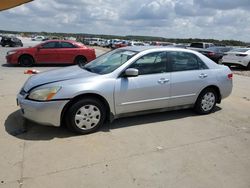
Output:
[[190, 43, 203, 48], [168, 51, 207, 72], [129, 52, 167, 75], [61, 42, 75, 48], [83, 49, 137, 74], [42, 42, 57, 48]]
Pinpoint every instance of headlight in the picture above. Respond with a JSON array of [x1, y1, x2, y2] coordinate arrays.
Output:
[[28, 86, 61, 101], [7, 51, 16, 55]]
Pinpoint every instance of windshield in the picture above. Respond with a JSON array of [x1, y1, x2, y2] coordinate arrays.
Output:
[[83, 49, 137, 74]]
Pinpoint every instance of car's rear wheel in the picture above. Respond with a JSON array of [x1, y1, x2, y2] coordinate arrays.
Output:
[[194, 88, 217, 114], [19, 55, 34, 67], [65, 98, 106, 134], [75, 56, 87, 68]]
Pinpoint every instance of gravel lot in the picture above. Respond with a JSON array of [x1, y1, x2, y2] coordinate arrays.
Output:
[[0, 39, 250, 188]]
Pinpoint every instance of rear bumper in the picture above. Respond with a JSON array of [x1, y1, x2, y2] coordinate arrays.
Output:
[[17, 94, 69, 127], [222, 60, 249, 67]]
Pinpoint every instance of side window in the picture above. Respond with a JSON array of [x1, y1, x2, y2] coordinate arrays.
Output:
[[42, 42, 58, 48], [129, 52, 167, 75], [168, 51, 207, 72], [205, 44, 209, 48], [61, 42, 76, 48]]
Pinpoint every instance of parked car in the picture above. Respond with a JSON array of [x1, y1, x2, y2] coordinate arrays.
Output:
[[205, 47, 233, 63], [190, 42, 215, 49], [222, 48, 250, 69], [31, 36, 45, 41], [88, 38, 104, 46], [6, 40, 96, 67], [114, 40, 129, 48], [17, 46, 233, 134], [1, 36, 23, 47], [128, 41, 145, 46]]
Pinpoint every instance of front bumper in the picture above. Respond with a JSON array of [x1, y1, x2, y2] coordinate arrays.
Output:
[[6, 54, 18, 64], [17, 94, 69, 127]]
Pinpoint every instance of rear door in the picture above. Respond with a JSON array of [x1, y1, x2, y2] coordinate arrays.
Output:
[[115, 51, 171, 114], [168, 51, 210, 107], [57, 42, 78, 64], [35, 41, 60, 64]]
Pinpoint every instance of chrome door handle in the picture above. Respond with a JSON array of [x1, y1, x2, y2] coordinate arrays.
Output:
[[158, 78, 169, 84], [199, 73, 208, 79]]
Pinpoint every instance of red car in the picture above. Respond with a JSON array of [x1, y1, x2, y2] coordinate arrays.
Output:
[[6, 40, 96, 67]]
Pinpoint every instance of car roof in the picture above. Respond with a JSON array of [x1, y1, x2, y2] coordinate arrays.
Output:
[[43, 40, 76, 43], [121, 45, 172, 52], [121, 45, 197, 53]]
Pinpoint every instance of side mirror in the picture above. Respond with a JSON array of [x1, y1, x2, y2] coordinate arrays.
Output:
[[37, 46, 42, 51], [124, 68, 139, 77]]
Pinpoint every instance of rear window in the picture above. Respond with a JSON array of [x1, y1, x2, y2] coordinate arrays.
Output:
[[190, 43, 203, 48]]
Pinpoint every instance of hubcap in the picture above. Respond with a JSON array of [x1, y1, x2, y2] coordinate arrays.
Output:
[[74, 105, 101, 130], [201, 92, 215, 112]]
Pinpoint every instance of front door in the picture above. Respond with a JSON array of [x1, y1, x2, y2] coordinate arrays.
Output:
[[115, 51, 171, 114], [35, 41, 60, 64]]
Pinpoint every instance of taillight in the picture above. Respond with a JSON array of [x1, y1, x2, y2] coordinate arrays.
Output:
[[228, 73, 233, 79], [208, 52, 215, 56]]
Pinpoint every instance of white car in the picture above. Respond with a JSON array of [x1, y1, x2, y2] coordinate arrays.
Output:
[[222, 48, 250, 69], [31, 36, 45, 41]]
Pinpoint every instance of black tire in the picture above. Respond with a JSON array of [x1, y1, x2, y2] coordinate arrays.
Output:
[[194, 88, 218, 115], [65, 98, 106, 134], [75, 56, 87, 68], [247, 62, 250, 70], [19, 55, 34, 67]]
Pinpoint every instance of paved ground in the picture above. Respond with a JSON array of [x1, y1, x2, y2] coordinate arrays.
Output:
[[0, 40, 250, 188]]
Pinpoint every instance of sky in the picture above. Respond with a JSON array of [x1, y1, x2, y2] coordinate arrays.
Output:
[[0, 0, 250, 41]]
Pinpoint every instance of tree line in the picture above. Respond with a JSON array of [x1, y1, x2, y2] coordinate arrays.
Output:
[[0, 30, 248, 46]]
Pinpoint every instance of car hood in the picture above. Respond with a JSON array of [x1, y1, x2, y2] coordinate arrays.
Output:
[[23, 65, 97, 91]]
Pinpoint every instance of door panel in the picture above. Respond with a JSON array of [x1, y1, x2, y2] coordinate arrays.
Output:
[[35, 48, 59, 64], [167, 51, 210, 107], [169, 70, 210, 107], [57, 48, 76, 64], [57, 42, 78, 64], [115, 73, 170, 114], [35, 42, 60, 64]]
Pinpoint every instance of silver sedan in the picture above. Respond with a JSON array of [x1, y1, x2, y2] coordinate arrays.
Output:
[[17, 46, 233, 134]]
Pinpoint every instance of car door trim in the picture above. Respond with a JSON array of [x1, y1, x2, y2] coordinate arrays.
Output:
[[121, 96, 171, 106], [120, 93, 196, 106], [170, 93, 196, 99]]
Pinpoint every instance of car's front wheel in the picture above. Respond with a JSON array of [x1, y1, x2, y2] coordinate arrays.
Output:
[[194, 88, 217, 114], [65, 98, 106, 134], [19, 55, 34, 67]]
